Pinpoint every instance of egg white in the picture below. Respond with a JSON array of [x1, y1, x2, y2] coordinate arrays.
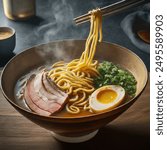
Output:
[[89, 85, 125, 112]]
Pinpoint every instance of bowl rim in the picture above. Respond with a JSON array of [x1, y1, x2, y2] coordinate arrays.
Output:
[[0, 39, 148, 121]]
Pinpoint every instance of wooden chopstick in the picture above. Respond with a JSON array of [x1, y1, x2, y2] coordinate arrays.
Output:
[[74, 0, 145, 25]]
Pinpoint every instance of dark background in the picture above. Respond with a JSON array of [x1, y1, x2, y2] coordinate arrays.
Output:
[[0, 0, 150, 70]]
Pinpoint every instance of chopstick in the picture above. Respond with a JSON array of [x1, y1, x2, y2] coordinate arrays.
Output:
[[74, 0, 145, 25]]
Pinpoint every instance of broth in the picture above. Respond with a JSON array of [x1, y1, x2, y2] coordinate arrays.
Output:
[[0, 31, 13, 40], [14, 65, 132, 118]]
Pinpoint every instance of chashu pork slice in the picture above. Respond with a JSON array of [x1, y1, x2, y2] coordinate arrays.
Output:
[[24, 78, 51, 116], [42, 72, 68, 102], [24, 72, 68, 116]]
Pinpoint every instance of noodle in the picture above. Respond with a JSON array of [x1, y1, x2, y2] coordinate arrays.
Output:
[[48, 9, 102, 114]]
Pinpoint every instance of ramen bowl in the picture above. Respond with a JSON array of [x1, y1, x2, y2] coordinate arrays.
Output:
[[0, 40, 148, 143]]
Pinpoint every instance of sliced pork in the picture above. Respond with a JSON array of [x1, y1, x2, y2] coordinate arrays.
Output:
[[24, 71, 68, 116]]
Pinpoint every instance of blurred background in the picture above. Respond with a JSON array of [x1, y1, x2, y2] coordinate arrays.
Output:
[[0, 0, 149, 68]]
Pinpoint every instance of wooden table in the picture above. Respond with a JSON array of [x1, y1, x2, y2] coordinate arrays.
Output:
[[0, 70, 150, 150]]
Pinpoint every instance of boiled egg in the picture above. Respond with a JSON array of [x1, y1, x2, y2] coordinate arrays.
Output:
[[89, 85, 125, 112]]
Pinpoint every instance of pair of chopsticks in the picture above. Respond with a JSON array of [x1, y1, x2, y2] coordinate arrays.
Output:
[[74, 0, 145, 25]]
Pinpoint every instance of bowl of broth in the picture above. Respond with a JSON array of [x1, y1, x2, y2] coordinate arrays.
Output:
[[0, 40, 148, 143]]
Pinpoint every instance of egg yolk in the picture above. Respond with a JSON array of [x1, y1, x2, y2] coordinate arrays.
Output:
[[97, 89, 117, 104]]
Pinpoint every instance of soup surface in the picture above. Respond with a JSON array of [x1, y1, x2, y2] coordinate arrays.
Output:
[[0, 31, 12, 40], [14, 64, 133, 118]]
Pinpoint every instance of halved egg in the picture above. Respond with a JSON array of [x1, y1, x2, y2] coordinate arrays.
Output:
[[89, 85, 125, 112]]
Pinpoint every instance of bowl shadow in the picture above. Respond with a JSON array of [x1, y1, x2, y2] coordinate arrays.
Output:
[[53, 126, 149, 150]]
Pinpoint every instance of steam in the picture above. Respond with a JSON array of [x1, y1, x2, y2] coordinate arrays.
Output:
[[34, 0, 89, 43], [39, 0, 72, 42], [24, 0, 112, 47], [34, 0, 112, 43], [22, 0, 111, 61]]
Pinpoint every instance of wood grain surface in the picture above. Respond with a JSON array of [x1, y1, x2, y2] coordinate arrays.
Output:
[[0, 70, 150, 150]]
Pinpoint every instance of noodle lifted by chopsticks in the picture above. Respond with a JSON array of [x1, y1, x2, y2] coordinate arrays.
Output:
[[48, 9, 102, 114]]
